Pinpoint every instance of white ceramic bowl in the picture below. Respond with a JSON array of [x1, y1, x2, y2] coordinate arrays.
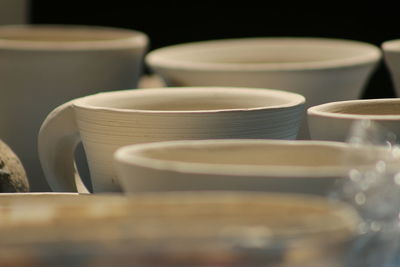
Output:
[[146, 37, 381, 139], [308, 98, 400, 141], [0, 192, 359, 266], [114, 139, 392, 195]]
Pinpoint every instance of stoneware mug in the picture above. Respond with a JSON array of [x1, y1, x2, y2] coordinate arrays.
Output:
[[382, 39, 400, 97], [38, 87, 305, 193], [146, 37, 381, 138], [0, 24, 149, 191], [308, 98, 400, 142], [114, 139, 394, 196]]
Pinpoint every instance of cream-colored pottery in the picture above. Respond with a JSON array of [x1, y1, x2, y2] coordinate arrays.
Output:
[[0, 0, 28, 25], [146, 37, 381, 138], [0, 192, 359, 266], [114, 139, 393, 195], [0, 192, 82, 199], [39, 87, 305, 193], [308, 98, 400, 141], [0, 24, 149, 191], [382, 39, 400, 97]]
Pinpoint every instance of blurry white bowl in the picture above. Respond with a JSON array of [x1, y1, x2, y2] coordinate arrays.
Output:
[[114, 139, 393, 195]]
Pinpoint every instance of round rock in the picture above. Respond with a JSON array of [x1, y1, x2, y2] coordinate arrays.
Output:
[[0, 140, 29, 192]]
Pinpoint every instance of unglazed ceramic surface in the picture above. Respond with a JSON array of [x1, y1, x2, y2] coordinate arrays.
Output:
[[0, 0, 28, 25], [114, 139, 395, 195], [146, 37, 381, 138], [39, 87, 305, 193], [382, 39, 400, 97], [0, 25, 149, 191], [0, 192, 359, 266], [308, 98, 400, 141]]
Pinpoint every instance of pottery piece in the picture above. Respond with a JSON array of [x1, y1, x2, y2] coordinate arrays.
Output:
[[0, 192, 85, 200], [0, 24, 149, 191], [308, 98, 400, 142], [114, 139, 395, 196], [0, 0, 28, 25], [38, 87, 305, 193], [137, 74, 166, 88], [0, 192, 360, 266], [0, 140, 29, 192], [146, 37, 381, 138], [382, 39, 400, 97]]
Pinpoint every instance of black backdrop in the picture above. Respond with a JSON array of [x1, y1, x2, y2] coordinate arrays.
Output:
[[29, 1, 399, 99]]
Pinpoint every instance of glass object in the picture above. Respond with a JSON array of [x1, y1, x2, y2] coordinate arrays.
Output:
[[331, 119, 400, 266]]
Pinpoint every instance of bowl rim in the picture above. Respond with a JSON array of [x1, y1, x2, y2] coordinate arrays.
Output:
[[0, 24, 148, 50], [114, 139, 389, 178], [73, 87, 306, 114], [307, 98, 400, 120], [382, 39, 400, 52], [146, 37, 381, 71]]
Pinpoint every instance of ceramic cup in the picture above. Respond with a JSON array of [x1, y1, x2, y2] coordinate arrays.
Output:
[[382, 39, 400, 97], [308, 98, 400, 142], [146, 37, 381, 139], [114, 139, 393, 196], [0, 192, 359, 266], [0, 25, 149, 191], [38, 87, 305, 193]]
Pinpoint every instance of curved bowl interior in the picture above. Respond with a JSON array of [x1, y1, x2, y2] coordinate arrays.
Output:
[[115, 140, 392, 177], [146, 37, 381, 71], [74, 87, 305, 112]]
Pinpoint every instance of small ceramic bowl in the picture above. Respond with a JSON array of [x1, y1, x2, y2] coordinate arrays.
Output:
[[308, 98, 400, 142], [114, 139, 394, 196]]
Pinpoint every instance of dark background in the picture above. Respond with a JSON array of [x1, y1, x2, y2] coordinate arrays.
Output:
[[28, 1, 399, 99]]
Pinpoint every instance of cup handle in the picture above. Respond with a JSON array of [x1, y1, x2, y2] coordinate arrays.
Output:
[[38, 101, 89, 193]]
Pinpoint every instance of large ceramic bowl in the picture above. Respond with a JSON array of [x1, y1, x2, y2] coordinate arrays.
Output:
[[146, 37, 381, 138], [114, 139, 394, 195], [0, 192, 360, 266]]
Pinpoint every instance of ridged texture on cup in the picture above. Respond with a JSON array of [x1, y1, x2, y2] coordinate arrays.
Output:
[[72, 87, 305, 192]]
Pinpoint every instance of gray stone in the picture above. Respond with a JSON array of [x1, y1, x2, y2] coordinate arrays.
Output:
[[0, 140, 29, 192]]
